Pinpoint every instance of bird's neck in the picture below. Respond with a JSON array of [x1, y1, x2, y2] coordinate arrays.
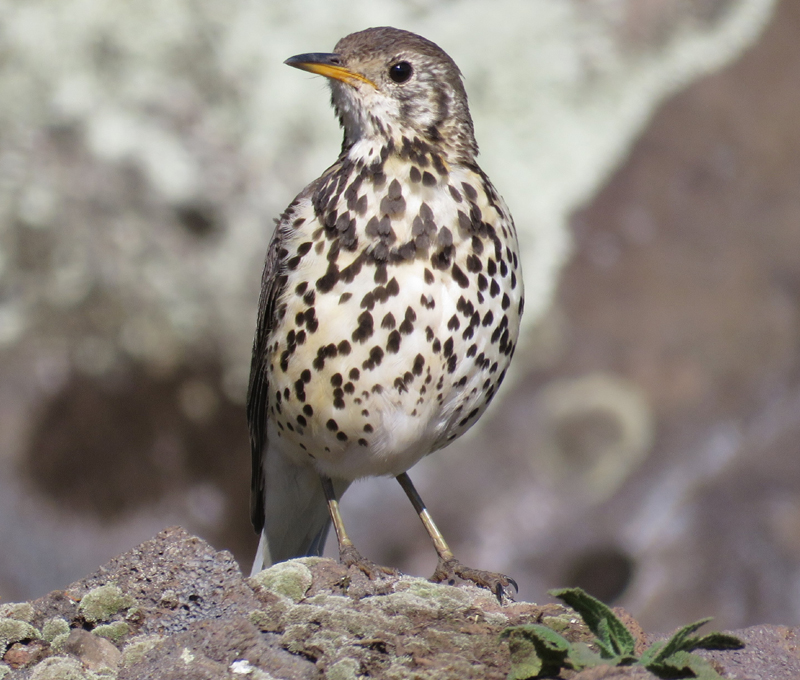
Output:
[[342, 129, 473, 170]]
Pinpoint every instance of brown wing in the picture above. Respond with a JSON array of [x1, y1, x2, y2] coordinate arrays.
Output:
[[246, 172, 332, 533], [246, 218, 287, 533]]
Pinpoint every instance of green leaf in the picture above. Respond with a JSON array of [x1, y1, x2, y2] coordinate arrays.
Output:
[[653, 618, 713, 662], [646, 649, 725, 679], [690, 632, 745, 652], [567, 641, 607, 668], [637, 639, 665, 667], [549, 587, 636, 657], [502, 624, 573, 679]]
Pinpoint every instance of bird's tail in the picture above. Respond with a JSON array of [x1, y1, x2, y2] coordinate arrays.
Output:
[[250, 451, 350, 577]]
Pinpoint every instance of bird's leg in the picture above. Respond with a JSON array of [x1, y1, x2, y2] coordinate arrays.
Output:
[[395, 472, 517, 601], [319, 475, 397, 579]]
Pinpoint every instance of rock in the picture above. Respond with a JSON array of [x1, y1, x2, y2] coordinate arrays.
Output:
[[2, 641, 49, 670], [0, 527, 795, 678], [61, 629, 121, 672]]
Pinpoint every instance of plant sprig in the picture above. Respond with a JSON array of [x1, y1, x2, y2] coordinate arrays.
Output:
[[502, 587, 743, 679]]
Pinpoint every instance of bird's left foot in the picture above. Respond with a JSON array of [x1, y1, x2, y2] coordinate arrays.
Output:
[[339, 544, 399, 580], [431, 557, 518, 601]]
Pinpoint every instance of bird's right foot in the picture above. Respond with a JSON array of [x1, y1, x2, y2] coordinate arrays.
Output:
[[339, 544, 399, 580]]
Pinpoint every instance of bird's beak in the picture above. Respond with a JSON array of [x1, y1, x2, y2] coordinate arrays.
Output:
[[285, 53, 376, 88]]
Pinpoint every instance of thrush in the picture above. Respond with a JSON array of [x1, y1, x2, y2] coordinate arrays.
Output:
[[247, 26, 524, 597]]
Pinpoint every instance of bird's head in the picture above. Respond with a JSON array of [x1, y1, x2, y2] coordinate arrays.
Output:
[[285, 27, 478, 164]]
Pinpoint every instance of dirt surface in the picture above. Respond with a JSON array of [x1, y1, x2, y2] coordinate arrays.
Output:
[[1, 528, 796, 679]]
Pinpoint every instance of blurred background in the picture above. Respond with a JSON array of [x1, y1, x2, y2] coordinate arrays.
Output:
[[0, 0, 797, 634]]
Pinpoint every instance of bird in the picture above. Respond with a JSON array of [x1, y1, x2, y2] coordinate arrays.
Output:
[[247, 26, 524, 597]]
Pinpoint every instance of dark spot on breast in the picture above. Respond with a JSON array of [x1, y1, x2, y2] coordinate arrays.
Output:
[[466, 254, 482, 273], [352, 311, 374, 343], [395, 241, 416, 260], [362, 345, 384, 370], [386, 277, 400, 296], [443, 337, 454, 358], [316, 266, 340, 293], [448, 185, 462, 202], [326, 419, 338, 431], [373, 285, 388, 303], [452, 264, 469, 288], [295, 281, 308, 295], [490, 279, 500, 297], [338, 339, 351, 355], [304, 307, 319, 333], [361, 291, 375, 310], [409, 166, 421, 183], [422, 171, 436, 187], [387, 330, 402, 353], [431, 246, 454, 271], [381, 312, 396, 329], [457, 211, 471, 232], [380, 179, 406, 216], [365, 216, 380, 237], [447, 314, 460, 331], [446, 354, 457, 374]]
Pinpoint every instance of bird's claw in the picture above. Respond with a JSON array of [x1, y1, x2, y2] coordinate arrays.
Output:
[[431, 557, 518, 602]]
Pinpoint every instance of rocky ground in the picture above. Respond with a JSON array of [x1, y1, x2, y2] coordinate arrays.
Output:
[[0, 527, 797, 679]]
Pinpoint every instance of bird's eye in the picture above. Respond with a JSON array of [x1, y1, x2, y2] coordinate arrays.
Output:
[[389, 61, 413, 83]]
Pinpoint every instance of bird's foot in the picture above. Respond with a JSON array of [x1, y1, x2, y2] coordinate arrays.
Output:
[[339, 544, 399, 580], [431, 557, 518, 602]]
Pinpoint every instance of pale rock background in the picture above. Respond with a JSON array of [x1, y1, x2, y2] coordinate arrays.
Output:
[[0, 0, 795, 634]]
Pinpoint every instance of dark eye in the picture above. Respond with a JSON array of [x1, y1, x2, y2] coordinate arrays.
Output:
[[389, 61, 413, 83]]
